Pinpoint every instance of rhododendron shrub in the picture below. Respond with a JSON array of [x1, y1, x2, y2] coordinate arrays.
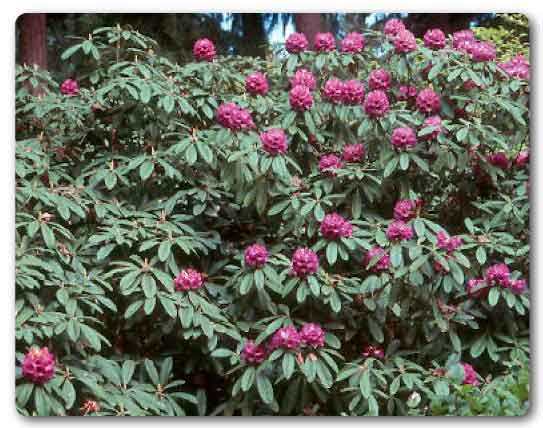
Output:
[[15, 22, 529, 416]]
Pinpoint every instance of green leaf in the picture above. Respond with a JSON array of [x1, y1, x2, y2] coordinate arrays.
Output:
[[282, 353, 295, 380], [41, 224, 56, 249], [360, 369, 371, 398], [476, 246, 487, 265], [256, 373, 274, 404], [158, 241, 172, 262], [241, 366, 256, 392], [326, 241, 338, 265], [124, 300, 143, 318], [142, 275, 157, 298], [139, 160, 154, 180], [121, 360, 136, 385], [488, 287, 500, 306]]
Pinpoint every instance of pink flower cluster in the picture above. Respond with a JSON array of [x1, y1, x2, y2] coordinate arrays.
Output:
[[393, 199, 418, 221], [393, 29, 417, 54], [467, 263, 527, 297], [396, 85, 418, 102], [384, 19, 406, 38], [245, 72, 269, 95], [319, 154, 343, 174], [500, 55, 530, 80], [22, 347, 56, 384], [364, 246, 391, 272], [423, 28, 446, 50], [362, 344, 385, 359], [416, 88, 441, 115], [290, 68, 317, 91], [269, 326, 301, 350], [314, 32, 336, 52], [462, 362, 480, 386], [364, 90, 390, 118], [322, 78, 365, 105], [260, 128, 288, 156], [368, 69, 392, 91], [468, 41, 496, 62], [285, 32, 309, 53], [391, 127, 417, 150], [322, 78, 345, 104], [241, 340, 267, 364], [244, 243, 269, 268], [487, 152, 510, 170], [340, 32, 365, 54], [342, 143, 365, 162], [174, 268, 205, 291], [320, 213, 353, 240], [515, 150, 529, 168], [289, 85, 314, 111], [386, 220, 414, 241], [291, 248, 319, 277], [216, 102, 255, 131], [60, 79, 79, 96], [436, 231, 463, 253], [422, 115, 443, 140], [300, 323, 326, 348], [193, 38, 216, 61], [452, 30, 475, 51]]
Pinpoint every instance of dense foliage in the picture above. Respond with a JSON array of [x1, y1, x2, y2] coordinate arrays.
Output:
[[15, 21, 529, 416]]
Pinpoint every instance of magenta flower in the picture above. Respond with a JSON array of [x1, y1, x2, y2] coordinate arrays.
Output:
[[291, 248, 319, 277], [193, 38, 216, 61], [368, 69, 392, 91], [515, 150, 529, 168], [364, 90, 390, 118], [423, 29, 446, 50], [245, 72, 269, 96], [289, 85, 314, 111], [510, 279, 527, 294], [60, 79, 79, 96], [452, 30, 475, 51], [391, 127, 417, 150], [322, 78, 345, 104], [422, 115, 443, 140], [485, 263, 511, 288], [241, 340, 267, 364], [461, 363, 480, 386], [174, 268, 205, 291], [416, 88, 441, 115], [362, 345, 385, 359], [393, 29, 417, 53], [269, 326, 301, 350], [436, 231, 463, 253], [216, 102, 255, 131], [300, 323, 325, 348], [320, 213, 353, 240], [397, 85, 417, 101], [341, 32, 365, 53], [22, 347, 56, 384], [386, 220, 414, 241], [393, 199, 418, 222], [319, 154, 343, 174], [342, 80, 365, 105], [342, 143, 365, 162], [384, 19, 406, 38], [363, 247, 391, 272], [244, 244, 269, 268], [260, 128, 288, 156], [469, 41, 496, 62], [499, 55, 530, 80], [290, 68, 317, 91], [466, 278, 489, 298], [286, 32, 309, 53], [314, 32, 336, 52], [487, 152, 510, 170]]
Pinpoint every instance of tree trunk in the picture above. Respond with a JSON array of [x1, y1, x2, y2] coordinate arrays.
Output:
[[294, 14, 324, 49], [240, 13, 266, 58], [18, 13, 47, 69]]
